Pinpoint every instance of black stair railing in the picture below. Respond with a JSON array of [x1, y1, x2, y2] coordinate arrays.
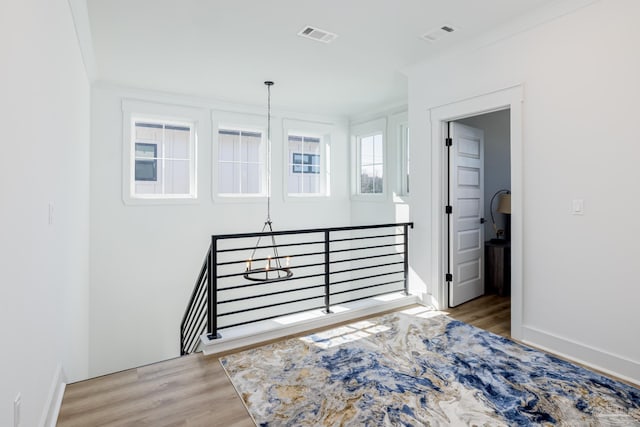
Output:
[[180, 222, 413, 355]]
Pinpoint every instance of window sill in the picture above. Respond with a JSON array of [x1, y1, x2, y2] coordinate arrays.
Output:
[[350, 193, 389, 203], [213, 194, 268, 204], [123, 195, 199, 206]]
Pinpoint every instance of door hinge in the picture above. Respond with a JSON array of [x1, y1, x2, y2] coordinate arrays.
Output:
[[445, 205, 453, 214], [480, 218, 486, 224], [445, 273, 453, 282], [445, 137, 453, 147]]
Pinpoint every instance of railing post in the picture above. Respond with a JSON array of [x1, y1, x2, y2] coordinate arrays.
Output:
[[324, 230, 332, 313], [403, 224, 409, 295], [207, 237, 221, 339]]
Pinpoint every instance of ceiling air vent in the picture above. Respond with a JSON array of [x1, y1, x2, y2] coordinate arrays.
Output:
[[421, 24, 459, 43], [297, 26, 338, 44]]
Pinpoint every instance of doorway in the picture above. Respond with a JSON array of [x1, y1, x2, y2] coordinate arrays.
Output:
[[448, 110, 511, 308], [428, 85, 523, 340]]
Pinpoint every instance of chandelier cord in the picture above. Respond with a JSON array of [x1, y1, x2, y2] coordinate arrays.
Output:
[[266, 81, 273, 224]]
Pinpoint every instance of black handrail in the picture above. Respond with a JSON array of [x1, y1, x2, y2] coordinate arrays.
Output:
[[179, 222, 413, 355]]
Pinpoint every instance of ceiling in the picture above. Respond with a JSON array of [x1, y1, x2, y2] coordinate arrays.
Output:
[[86, 0, 562, 117]]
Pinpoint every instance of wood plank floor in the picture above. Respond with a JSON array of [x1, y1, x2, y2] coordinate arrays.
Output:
[[57, 295, 510, 426]]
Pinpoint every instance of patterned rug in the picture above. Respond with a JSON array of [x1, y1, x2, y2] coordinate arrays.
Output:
[[220, 309, 640, 426]]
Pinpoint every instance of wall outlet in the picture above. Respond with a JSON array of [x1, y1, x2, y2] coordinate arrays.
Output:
[[14, 393, 21, 427]]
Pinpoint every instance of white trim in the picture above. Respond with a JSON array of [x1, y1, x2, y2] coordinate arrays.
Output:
[[201, 293, 419, 355], [66, 0, 97, 81], [122, 99, 204, 205], [212, 110, 269, 201], [282, 118, 334, 199], [39, 364, 66, 427], [428, 85, 524, 340], [389, 111, 410, 197], [521, 325, 640, 386], [351, 117, 388, 201]]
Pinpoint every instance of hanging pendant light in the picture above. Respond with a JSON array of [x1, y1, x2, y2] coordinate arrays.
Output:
[[243, 81, 293, 283]]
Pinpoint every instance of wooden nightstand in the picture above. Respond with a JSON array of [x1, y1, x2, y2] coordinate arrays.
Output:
[[485, 240, 511, 296]]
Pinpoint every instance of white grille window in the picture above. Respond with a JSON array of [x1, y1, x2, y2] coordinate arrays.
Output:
[[288, 134, 322, 195], [217, 129, 264, 195]]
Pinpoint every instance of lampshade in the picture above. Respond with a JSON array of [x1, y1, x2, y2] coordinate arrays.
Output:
[[497, 193, 511, 214]]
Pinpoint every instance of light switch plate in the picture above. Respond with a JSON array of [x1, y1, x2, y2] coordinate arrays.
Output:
[[572, 199, 584, 215]]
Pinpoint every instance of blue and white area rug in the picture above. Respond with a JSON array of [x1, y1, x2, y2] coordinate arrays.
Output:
[[220, 309, 640, 426]]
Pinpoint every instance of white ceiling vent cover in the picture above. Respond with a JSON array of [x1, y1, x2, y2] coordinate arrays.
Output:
[[297, 26, 338, 44], [421, 24, 459, 43]]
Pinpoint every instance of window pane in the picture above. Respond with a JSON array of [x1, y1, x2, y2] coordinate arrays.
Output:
[[288, 172, 302, 193], [218, 162, 237, 193], [164, 160, 190, 194], [166, 128, 190, 159], [373, 134, 383, 164], [304, 173, 320, 194], [361, 136, 374, 166], [243, 163, 261, 194], [245, 135, 261, 163], [360, 165, 374, 193], [373, 164, 383, 193]]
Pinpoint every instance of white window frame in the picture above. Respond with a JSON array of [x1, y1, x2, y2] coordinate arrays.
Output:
[[351, 118, 387, 201], [392, 111, 410, 197], [122, 100, 202, 205], [212, 111, 268, 202], [283, 119, 332, 199]]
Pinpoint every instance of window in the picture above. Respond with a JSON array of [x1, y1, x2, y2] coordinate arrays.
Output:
[[283, 119, 332, 198], [359, 133, 384, 194], [122, 99, 201, 204], [131, 120, 195, 198], [288, 134, 322, 194], [400, 124, 410, 195], [217, 128, 264, 195]]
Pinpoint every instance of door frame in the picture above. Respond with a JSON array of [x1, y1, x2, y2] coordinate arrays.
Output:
[[428, 85, 523, 340]]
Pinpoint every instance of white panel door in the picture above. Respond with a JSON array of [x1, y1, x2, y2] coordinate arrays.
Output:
[[449, 122, 484, 307]]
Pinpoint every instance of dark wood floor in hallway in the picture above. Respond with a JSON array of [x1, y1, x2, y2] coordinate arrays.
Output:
[[57, 295, 511, 427]]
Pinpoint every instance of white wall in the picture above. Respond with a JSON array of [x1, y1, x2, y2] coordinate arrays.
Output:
[[458, 110, 511, 238], [407, 0, 640, 382], [90, 84, 350, 377], [0, 0, 90, 425]]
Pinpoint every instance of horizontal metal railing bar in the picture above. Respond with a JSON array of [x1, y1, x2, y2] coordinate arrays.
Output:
[[212, 222, 414, 240], [180, 249, 210, 328], [218, 283, 325, 304], [216, 261, 325, 279], [216, 251, 327, 267], [218, 295, 325, 317], [329, 233, 404, 243], [216, 240, 325, 254], [330, 242, 404, 254], [333, 289, 406, 306], [330, 261, 405, 275], [217, 272, 326, 291], [330, 270, 404, 286], [330, 279, 405, 296], [330, 251, 403, 265], [218, 304, 328, 330]]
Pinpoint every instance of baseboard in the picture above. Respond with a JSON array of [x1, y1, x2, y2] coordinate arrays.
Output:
[[202, 293, 419, 355], [521, 325, 640, 386], [39, 364, 66, 427]]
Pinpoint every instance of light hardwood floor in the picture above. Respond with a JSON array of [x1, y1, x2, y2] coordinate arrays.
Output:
[[57, 295, 510, 426]]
